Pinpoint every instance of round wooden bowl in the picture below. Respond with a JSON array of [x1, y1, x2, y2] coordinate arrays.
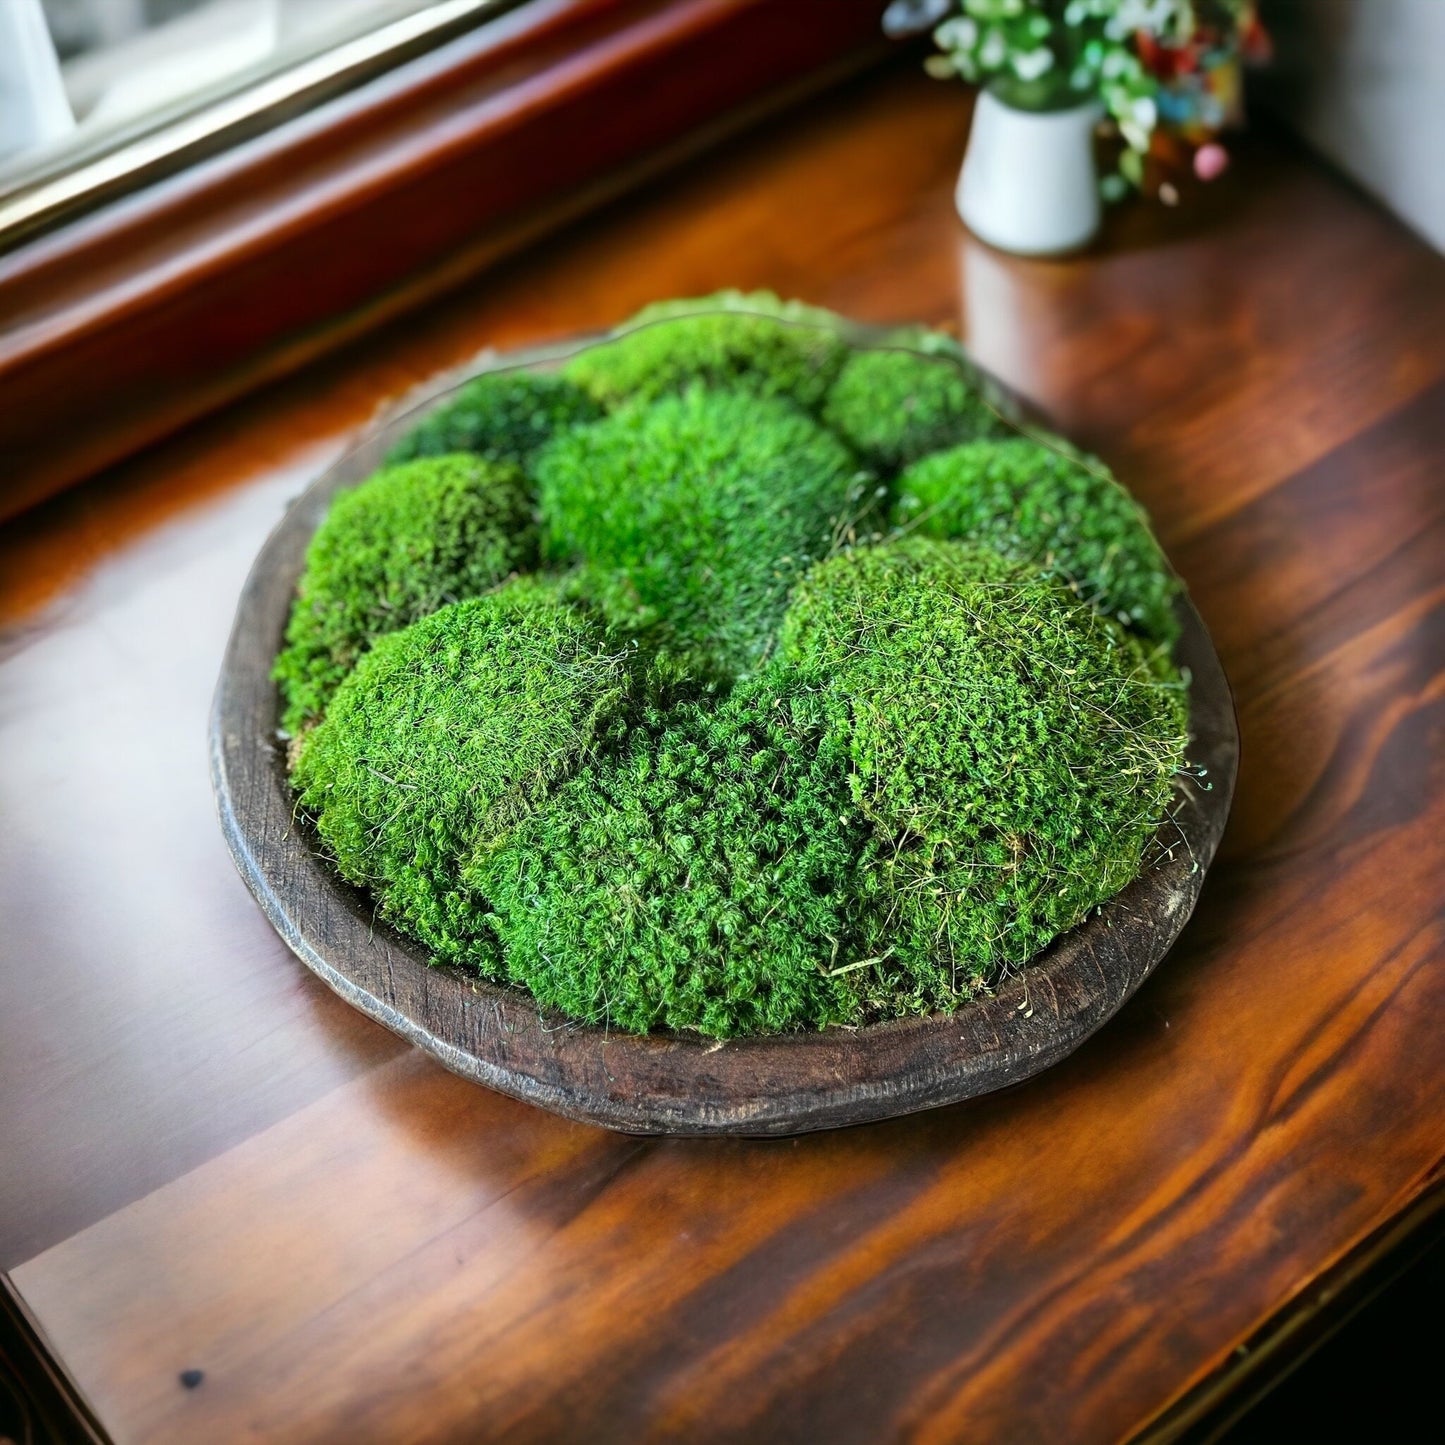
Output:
[[210, 329, 1238, 1137]]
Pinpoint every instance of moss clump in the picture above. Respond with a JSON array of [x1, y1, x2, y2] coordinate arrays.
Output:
[[472, 664, 879, 1037], [878, 324, 967, 358], [893, 437, 1180, 643], [781, 537, 1187, 1004], [291, 581, 632, 961], [536, 385, 872, 677], [385, 370, 603, 469], [632, 289, 847, 335], [823, 347, 1009, 469], [563, 291, 849, 412], [279, 299, 1191, 1040], [274, 455, 537, 734]]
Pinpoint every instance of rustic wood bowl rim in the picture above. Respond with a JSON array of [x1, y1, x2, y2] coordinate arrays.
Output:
[[210, 318, 1239, 1137]]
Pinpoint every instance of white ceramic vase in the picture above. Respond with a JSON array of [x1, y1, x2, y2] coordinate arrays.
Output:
[[956, 87, 1103, 257]]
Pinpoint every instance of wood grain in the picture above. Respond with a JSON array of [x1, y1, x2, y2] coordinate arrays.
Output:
[[2, 61, 1444, 1444], [211, 332, 1237, 1135]]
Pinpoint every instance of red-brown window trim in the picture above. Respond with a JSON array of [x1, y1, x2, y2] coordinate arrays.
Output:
[[0, 0, 888, 522]]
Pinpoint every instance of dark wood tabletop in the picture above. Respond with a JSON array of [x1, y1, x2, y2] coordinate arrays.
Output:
[[2, 62, 1443, 1445]]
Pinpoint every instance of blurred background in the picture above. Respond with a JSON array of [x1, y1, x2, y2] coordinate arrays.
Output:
[[7, 0, 468, 153], [2, 0, 1440, 254], [38, 0, 434, 126], [1266, 0, 1443, 251]]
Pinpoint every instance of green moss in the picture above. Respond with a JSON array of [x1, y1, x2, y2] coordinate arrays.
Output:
[[631, 289, 847, 334], [277, 298, 1192, 1040], [823, 347, 1009, 469], [861, 328, 1086, 459], [536, 385, 874, 678], [893, 437, 1180, 643], [292, 580, 633, 962], [562, 291, 849, 412], [274, 455, 537, 734], [385, 370, 603, 469], [781, 537, 1188, 1005], [472, 663, 878, 1037], [878, 324, 968, 358]]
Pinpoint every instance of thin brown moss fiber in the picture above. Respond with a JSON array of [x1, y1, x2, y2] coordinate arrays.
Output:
[[281, 296, 1189, 1037]]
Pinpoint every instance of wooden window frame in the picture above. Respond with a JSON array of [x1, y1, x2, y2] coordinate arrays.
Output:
[[0, 0, 888, 521]]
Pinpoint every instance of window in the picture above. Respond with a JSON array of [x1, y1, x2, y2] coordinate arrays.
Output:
[[1, 0, 515, 242]]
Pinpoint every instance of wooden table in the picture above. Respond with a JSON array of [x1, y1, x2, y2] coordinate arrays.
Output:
[[3, 63, 1443, 1445]]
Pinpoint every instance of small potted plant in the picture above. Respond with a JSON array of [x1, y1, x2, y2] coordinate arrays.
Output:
[[885, 0, 1268, 255]]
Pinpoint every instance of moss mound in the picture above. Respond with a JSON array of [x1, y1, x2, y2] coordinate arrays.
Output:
[[823, 347, 1008, 469], [563, 290, 849, 412], [291, 580, 632, 961], [278, 301, 1191, 1039], [385, 370, 603, 469], [273, 455, 537, 734], [536, 385, 873, 677], [781, 537, 1187, 1003], [893, 437, 1180, 643], [473, 663, 882, 1037]]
